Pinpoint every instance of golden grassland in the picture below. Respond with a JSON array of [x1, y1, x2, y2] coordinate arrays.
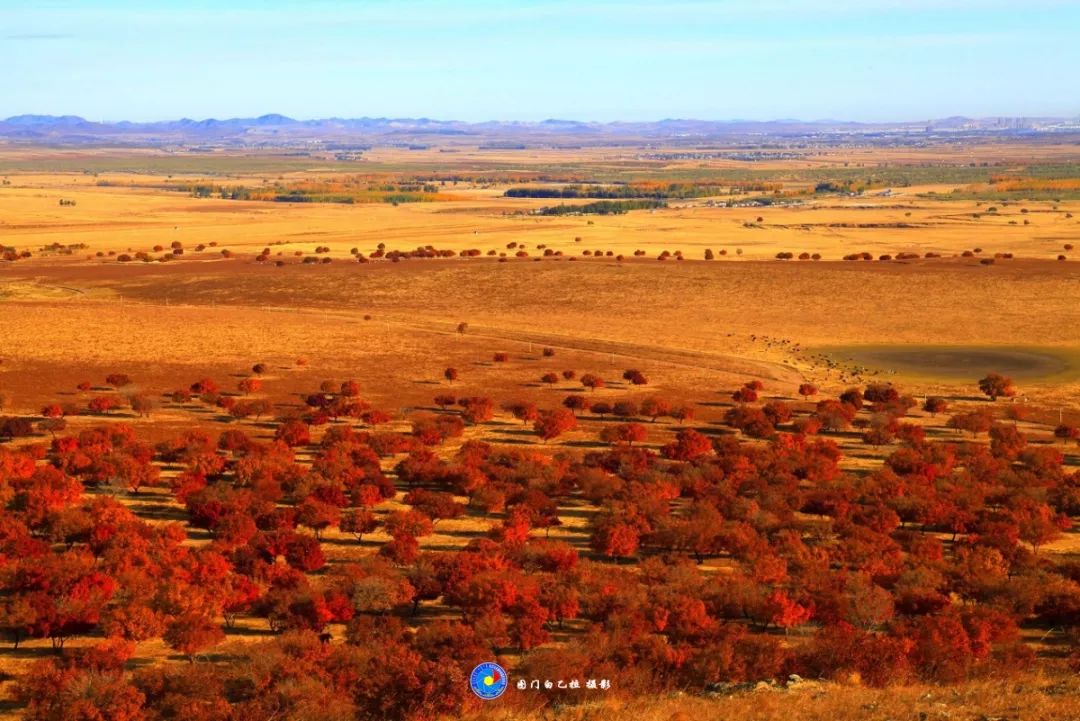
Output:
[[454, 672, 1080, 721], [2, 172, 1079, 261], [1, 141, 1077, 449], [1, 257, 1077, 416], [1, 143, 1079, 719]]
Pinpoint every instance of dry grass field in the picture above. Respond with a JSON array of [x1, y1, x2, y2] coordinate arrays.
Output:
[[1, 141, 1079, 721]]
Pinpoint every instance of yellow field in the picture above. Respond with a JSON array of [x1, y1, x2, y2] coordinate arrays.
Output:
[[2, 146, 1079, 414], [1, 172, 1078, 262], [1, 143, 1080, 720]]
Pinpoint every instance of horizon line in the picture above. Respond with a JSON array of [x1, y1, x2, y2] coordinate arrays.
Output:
[[4, 112, 1078, 126]]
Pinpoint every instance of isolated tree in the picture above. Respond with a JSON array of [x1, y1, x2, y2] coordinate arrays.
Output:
[[128, 395, 155, 418], [793, 416, 823, 435], [923, 397, 949, 417], [105, 373, 133, 388], [948, 410, 994, 437], [724, 405, 776, 438], [412, 415, 464, 445], [404, 489, 465, 524], [639, 397, 672, 422], [622, 369, 648, 386], [534, 408, 577, 443], [762, 401, 793, 425], [384, 509, 434, 541], [190, 378, 219, 395], [798, 383, 818, 398], [600, 422, 647, 447], [460, 397, 494, 425], [590, 402, 611, 419], [504, 401, 540, 425], [662, 428, 713, 461], [443, 367, 459, 384], [864, 383, 899, 404], [670, 405, 695, 424], [863, 427, 895, 448], [171, 389, 192, 404], [839, 388, 864, 410], [234, 398, 272, 421], [580, 374, 604, 392], [88, 396, 119, 415], [1004, 404, 1032, 423], [1053, 424, 1079, 444], [814, 400, 857, 431], [732, 387, 758, 404], [978, 373, 1016, 401], [562, 394, 587, 416], [38, 418, 67, 439], [540, 372, 559, 385], [238, 377, 262, 395], [336, 509, 380, 543]]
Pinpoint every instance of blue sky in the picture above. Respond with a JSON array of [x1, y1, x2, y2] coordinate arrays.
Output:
[[3, 0, 1078, 122]]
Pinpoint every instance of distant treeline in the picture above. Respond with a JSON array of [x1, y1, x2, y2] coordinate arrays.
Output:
[[272, 193, 357, 204], [271, 192, 432, 204], [535, 200, 666, 215], [506, 183, 731, 199], [182, 181, 441, 204]]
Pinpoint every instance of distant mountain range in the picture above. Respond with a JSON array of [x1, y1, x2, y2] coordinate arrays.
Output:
[[1, 113, 1077, 147]]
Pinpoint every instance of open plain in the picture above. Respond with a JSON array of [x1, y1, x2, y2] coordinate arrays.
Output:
[[1, 138, 1079, 721]]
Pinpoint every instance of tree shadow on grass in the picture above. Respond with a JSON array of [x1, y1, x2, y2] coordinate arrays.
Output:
[[221, 626, 276, 639], [186, 527, 212, 543], [124, 501, 187, 522], [0, 646, 64, 660], [432, 527, 488, 539], [320, 536, 381, 549], [557, 507, 597, 521], [489, 437, 534, 445], [423, 542, 483, 553], [561, 439, 609, 450], [697, 426, 737, 437]]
